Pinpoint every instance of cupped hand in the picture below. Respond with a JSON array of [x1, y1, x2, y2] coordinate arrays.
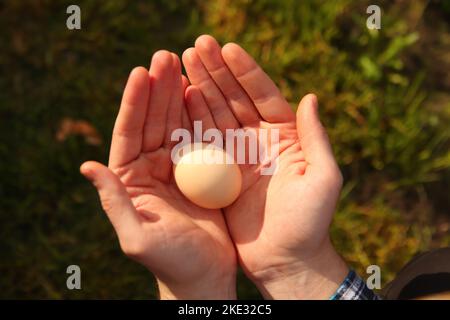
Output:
[[182, 35, 348, 299], [81, 51, 236, 299]]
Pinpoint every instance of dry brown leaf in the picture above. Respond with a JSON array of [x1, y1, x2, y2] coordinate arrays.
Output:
[[56, 117, 102, 146]]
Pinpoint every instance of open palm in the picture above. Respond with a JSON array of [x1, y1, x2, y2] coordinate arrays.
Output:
[[182, 36, 345, 292], [81, 51, 236, 299]]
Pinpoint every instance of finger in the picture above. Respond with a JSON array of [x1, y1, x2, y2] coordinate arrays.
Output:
[[182, 74, 190, 87], [296, 94, 336, 169], [80, 161, 141, 238], [185, 85, 217, 139], [195, 35, 260, 125], [109, 67, 150, 169], [181, 75, 192, 131], [182, 47, 239, 133], [221, 43, 295, 123], [143, 50, 174, 152], [164, 53, 183, 148]]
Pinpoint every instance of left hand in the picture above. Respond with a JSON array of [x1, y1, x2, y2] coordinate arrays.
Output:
[[81, 51, 237, 299]]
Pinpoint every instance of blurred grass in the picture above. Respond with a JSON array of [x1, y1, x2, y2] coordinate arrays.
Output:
[[0, 0, 449, 299]]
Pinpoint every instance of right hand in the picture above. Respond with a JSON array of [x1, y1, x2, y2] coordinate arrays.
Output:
[[182, 35, 348, 299], [80, 51, 237, 299]]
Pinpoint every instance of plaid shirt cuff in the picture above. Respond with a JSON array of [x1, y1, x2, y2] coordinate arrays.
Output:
[[330, 270, 381, 300]]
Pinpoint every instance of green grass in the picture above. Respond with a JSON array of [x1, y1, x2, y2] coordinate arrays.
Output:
[[0, 0, 449, 299]]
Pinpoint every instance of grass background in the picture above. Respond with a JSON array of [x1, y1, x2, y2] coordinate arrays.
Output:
[[0, 0, 449, 299]]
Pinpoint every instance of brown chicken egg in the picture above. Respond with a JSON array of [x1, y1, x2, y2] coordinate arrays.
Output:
[[173, 143, 242, 209]]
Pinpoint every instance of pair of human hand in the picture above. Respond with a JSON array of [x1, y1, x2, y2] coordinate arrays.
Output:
[[80, 35, 348, 299]]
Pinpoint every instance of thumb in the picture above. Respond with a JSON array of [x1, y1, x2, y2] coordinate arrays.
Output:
[[296, 94, 336, 169], [80, 161, 140, 237]]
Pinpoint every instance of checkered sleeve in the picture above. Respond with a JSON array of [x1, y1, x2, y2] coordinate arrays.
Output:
[[330, 270, 381, 300]]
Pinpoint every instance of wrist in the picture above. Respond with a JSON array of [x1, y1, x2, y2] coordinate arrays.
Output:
[[251, 239, 349, 299], [157, 271, 237, 300]]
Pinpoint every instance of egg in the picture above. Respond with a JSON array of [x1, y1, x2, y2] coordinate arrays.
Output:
[[173, 143, 242, 209]]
